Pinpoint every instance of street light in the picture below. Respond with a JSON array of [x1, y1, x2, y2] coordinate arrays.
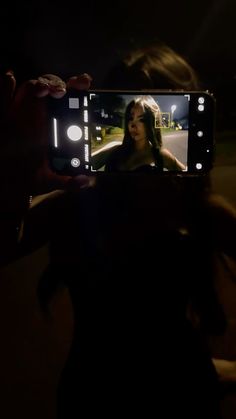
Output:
[[171, 104, 177, 127]]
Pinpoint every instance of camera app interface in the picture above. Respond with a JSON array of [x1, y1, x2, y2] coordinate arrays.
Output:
[[89, 93, 189, 172], [50, 91, 213, 174]]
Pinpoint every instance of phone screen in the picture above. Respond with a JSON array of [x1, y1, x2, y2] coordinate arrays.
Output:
[[49, 90, 215, 175]]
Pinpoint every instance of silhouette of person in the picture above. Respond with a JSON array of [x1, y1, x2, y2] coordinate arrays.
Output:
[[2, 42, 236, 418]]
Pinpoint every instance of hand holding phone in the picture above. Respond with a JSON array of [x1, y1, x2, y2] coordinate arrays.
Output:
[[48, 90, 215, 176]]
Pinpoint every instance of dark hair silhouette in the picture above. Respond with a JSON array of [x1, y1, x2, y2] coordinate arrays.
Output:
[[123, 96, 162, 148], [103, 41, 200, 90]]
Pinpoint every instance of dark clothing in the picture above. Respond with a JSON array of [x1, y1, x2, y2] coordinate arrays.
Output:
[[104, 144, 164, 173], [41, 186, 223, 418]]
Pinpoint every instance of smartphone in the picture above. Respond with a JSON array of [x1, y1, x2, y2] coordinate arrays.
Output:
[[48, 90, 215, 175]]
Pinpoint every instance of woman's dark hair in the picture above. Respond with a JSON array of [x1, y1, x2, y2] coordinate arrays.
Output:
[[123, 96, 163, 150], [102, 41, 200, 90]]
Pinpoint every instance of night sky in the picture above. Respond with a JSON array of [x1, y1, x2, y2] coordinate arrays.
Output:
[[1, 0, 236, 90]]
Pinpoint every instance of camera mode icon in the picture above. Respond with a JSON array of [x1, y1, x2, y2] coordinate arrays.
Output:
[[196, 163, 203, 170], [198, 97, 205, 104], [197, 131, 203, 137], [198, 105, 204, 112], [71, 158, 80, 168]]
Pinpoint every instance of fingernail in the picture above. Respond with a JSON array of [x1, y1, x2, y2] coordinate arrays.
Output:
[[5, 70, 14, 77], [49, 85, 66, 93], [50, 89, 67, 99]]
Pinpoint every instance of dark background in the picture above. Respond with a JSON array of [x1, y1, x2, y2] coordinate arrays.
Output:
[[1, 0, 236, 130], [1, 2, 236, 418], [1, 0, 236, 84]]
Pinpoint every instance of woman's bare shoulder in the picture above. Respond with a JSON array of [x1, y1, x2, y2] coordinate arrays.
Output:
[[160, 148, 175, 159], [160, 148, 185, 170]]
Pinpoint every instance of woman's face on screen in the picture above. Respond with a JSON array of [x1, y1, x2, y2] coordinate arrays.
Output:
[[128, 104, 148, 144]]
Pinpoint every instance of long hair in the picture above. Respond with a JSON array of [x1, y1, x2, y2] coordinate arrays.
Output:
[[122, 96, 163, 151], [102, 41, 200, 90]]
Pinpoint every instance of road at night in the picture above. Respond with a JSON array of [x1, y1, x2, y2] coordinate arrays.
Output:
[[162, 130, 188, 166]]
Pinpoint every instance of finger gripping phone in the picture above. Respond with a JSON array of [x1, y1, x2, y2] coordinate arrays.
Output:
[[48, 90, 215, 175]]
